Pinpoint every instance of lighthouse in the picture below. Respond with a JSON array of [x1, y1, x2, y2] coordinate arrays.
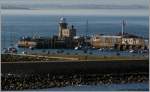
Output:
[[58, 17, 68, 38], [58, 17, 76, 39]]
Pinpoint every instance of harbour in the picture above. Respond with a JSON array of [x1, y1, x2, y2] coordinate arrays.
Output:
[[15, 17, 149, 51], [1, 15, 149, 54], [1, 15, 149, 91]]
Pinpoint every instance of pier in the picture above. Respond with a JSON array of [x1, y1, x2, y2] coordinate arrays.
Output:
[[1, 54, 148, 74], [1, 56, 148, 90]]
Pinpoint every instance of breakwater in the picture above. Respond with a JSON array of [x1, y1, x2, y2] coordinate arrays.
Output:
[[2, 60, 148, 74], [2, 72, 148, 91], [1, 60, 149, 90]]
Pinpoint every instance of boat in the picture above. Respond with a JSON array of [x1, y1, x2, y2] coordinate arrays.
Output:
[[74, 45, 82, 50], [22, 51, 27, 54], [2, 48, 8, 53], [129, 49, 137, 53], [74, 47, 79, 50], [29, 46, 34, 50], [3, 47, 18, 54], [8, 47, 18, 53], [140, 50, 149, 53]]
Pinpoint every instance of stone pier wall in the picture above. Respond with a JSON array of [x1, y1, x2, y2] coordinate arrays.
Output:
[[1, 60, 148, 75]]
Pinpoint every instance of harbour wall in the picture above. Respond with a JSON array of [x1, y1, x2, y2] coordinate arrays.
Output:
[[1, 60, 149, 75]]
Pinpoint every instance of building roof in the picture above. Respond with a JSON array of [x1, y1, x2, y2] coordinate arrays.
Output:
[[93, 35, 121, 38], [60, 17, 66, 23], [116, 32, 143, 38]]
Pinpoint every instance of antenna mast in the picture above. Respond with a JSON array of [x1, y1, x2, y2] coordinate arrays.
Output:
[[4, 31, 5, 49], [86, 20, 88, 37], [122, 19, 126, 37]]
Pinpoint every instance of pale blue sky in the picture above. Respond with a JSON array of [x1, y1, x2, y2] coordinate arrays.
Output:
[[1, 0, 149, 16]]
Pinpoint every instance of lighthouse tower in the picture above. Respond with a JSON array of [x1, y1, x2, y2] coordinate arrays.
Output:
[[58, 17, 68, 38], [58, 17, 76, 39]]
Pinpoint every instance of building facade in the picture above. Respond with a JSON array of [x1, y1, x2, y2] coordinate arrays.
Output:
[[91, 35, 122, 48], [90, 34, 147, 50]]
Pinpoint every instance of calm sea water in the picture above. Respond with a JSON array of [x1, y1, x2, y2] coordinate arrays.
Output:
[[32, 83, 149, 91], [1, 15, 149, 49]]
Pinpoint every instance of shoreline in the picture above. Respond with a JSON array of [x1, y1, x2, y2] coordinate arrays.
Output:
[[1, 54, 149, 90]]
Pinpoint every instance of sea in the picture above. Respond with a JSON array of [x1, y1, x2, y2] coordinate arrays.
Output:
[[1, 15, 149, 91], [36, 83, 149, 91]]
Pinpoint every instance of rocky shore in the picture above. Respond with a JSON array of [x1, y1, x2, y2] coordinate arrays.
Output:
[[1, 72, 148, 90]]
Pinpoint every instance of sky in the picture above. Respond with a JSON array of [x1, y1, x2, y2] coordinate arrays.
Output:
[[1, 0, 149, 16]]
